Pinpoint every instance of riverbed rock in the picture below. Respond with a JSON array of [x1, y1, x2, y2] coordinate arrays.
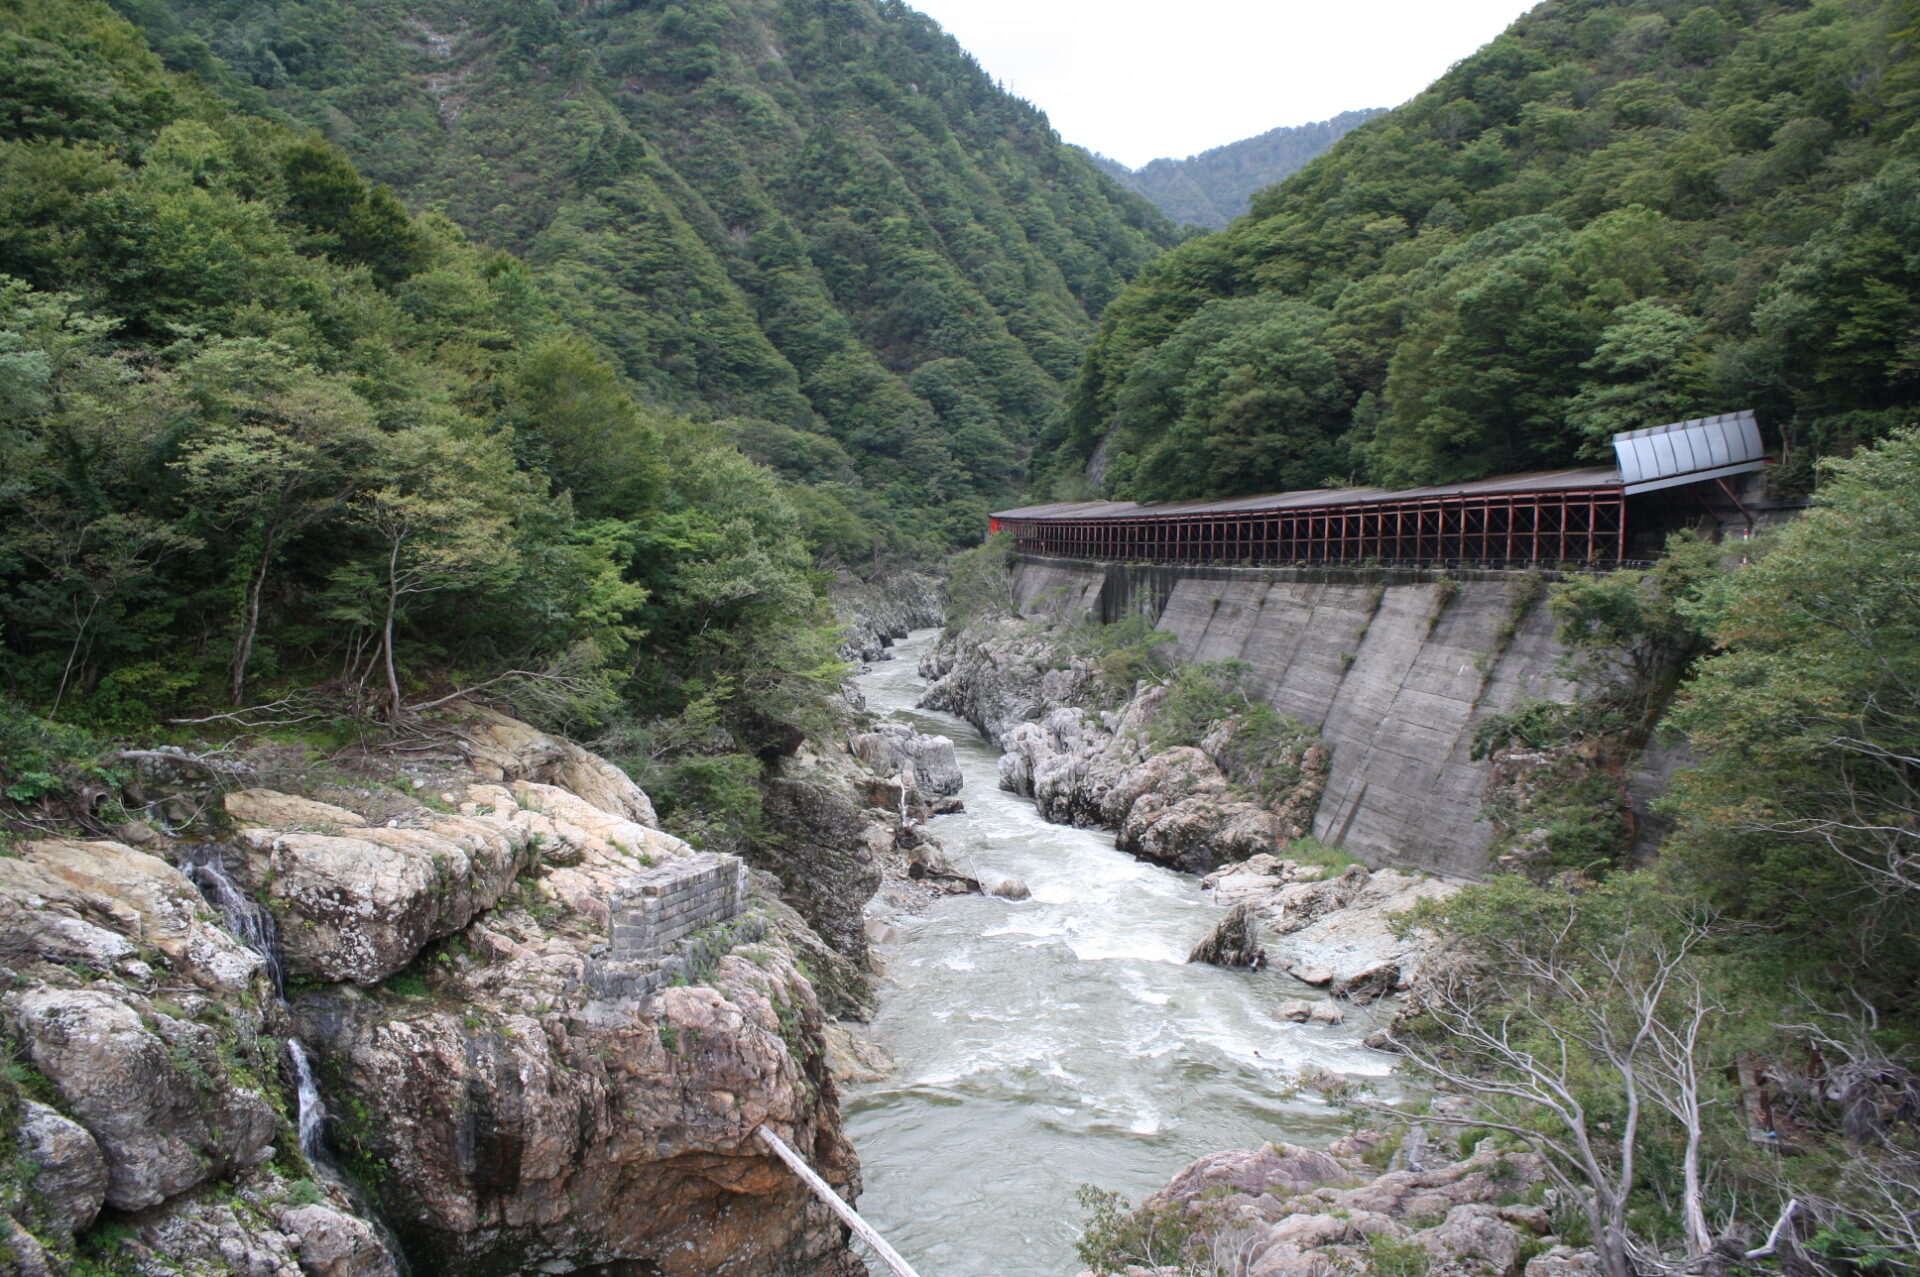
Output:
[[1307, 1000, 1346, 1026], [986, 874, 1032, 900], [823, 1023, 896, 1083], [1147, 1144, 1350, 1205], [919, 618, 1094, 745], [1204, 860, 1459, 994], [846, 722, 965, 797], [1273, 998, 1345, 1025], [975, 649, 1327, 874], [1189, 902, 1266, 968], [833, 569, 943, 662]]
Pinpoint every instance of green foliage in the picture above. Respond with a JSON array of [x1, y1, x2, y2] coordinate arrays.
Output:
[[1284, 836, 1362, 873], [1075, 1185, 1199, 1275], [943, 533, 1017, 630], [114, 0, 1178, 552], [1143, 660, 1322, 806], [380, 971, 429, 1000], [1051, 613, 1178, 702], [0, 0, 863, 783], [1662, 425, 1920, 1004], [1147, 660, 1262, 751], [1049, 0, 1920, 499], [1368, 1234, 1433, 1277]]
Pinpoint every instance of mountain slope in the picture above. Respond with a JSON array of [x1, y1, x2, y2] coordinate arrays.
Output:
[[1048, 0, 1920, 502], [112, 0, 1176, 540], [1092, 109, 1385, 229]]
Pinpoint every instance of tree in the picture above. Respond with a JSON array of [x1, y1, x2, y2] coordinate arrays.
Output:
[[1377, 881, 1727, 1277], [169, 337, 375, 703], [328, 426, 533, 719], [1566, 300, 1710, 454], [1663, 426, 1920, 991]]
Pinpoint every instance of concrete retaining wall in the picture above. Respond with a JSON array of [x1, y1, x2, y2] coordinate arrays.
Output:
[[1011, 557, 1575, 877]]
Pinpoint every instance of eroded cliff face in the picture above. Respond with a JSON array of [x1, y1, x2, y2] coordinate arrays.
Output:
[[1, 708, 873, 1277], [832, 570, 946, 664], [0, 836, 398, 1277]]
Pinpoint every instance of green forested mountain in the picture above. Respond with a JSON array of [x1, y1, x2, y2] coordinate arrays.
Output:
[[1050, 0, 1920, 502], [108, 0, 1176, 544], [1091, 109, 1385, 230], [0, 0, 925, 841]]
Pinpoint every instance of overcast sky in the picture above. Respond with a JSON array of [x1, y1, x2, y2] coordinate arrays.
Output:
[[906, 0, 1540, 168]]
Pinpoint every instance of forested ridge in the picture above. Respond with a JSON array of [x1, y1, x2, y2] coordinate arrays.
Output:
[[1049, 0, 1920, 502], [0, 0, 964, 846], [1091, 109, 1386, 231], [108, 0, 1176, 548]]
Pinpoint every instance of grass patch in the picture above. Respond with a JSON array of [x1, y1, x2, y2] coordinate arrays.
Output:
[[1286, 837, 1362, 873]]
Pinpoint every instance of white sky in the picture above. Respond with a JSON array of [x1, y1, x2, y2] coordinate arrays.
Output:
[[907, 0, 1540, 168]]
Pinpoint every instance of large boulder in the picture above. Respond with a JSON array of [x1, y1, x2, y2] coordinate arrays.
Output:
[[992, 680, 1325, 875], [847, 722, 965, 798], [1116, 1136, 1554, 1277], [1146, 1144, 1350, 1207], [0, 839, 265, 994], [1189, 902, 1266, 968], [228, 805, 536, 986], [1202, 861, 1460, 994], [9, 988, 277, 1210], [14, 1101, 109, 1236], [456, 706, 658, 826]]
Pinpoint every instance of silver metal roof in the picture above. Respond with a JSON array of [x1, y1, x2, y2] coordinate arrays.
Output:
[[1612, 410, 1764, 495]]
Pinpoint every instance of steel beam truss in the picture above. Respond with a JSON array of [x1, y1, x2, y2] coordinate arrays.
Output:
[[1002, 490, 1629, 570]]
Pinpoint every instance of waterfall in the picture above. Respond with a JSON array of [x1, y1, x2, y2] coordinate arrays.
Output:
[[177, 843, 285, 997], [173, 840, 410, 1272], [287, 1039, 328, 1160]]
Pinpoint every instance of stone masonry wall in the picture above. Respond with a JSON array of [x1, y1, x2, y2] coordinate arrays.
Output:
[[1010, 557, 1574, 877], [586, 852, 762, 1003]]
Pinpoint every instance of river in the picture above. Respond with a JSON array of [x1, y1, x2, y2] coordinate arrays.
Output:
[[844, 630, 1393, 1277]]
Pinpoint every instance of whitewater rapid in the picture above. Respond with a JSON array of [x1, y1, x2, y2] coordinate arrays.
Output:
[[844, 630, 1390, 1276]]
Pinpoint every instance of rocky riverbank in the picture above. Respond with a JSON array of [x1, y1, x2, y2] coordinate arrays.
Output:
[[917, 619, 1328, 875], [1078, 1127, 1598, 1277], [0, 702, 955, 1276], [833, 570, 945, 664]]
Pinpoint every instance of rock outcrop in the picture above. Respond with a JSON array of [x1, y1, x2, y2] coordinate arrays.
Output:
[[833, 570, 944, 662], [1, 710, 871, 1277], [1080, 1132, 1585, 1277], [917, 618, 1093, 746], [920, 619, 1327, 874], [0, 835, 397, 1275], [846, 723, 963, 798], [1202, 856, 1458, 998], [1188, 902, 1266, 968]]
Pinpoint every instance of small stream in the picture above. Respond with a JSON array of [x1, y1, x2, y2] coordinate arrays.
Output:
[[846, 630, 1392, 1277]]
